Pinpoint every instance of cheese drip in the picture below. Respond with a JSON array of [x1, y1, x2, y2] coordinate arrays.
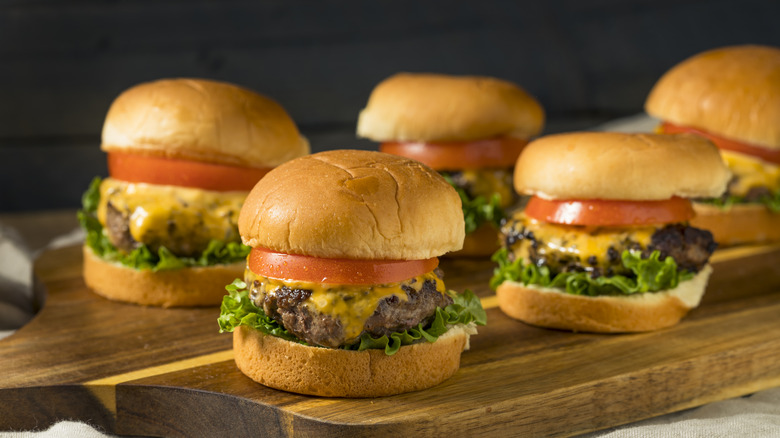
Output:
[[721, 150, 780, 196], [245, 269, 446, 345], [97, 178, 246, 255]]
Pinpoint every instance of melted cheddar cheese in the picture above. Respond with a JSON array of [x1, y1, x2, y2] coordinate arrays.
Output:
[[447, 169, 516, 208], [721, 150, 780, 196], [504, 213, 656, 273], [97, 178, 246, 255], [245, 269, 446, 345]]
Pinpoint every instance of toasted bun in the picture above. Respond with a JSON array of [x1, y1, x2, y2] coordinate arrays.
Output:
[[357, 73, 544, 142], [238, 149, 465, 260], [691, 203, 780, 246], [514, 132, 730, 200], [645, 45, 780, 149], [82, 246, 241, 307], [233, 324, 470, 397], [101, 78, 309, 167], [447, 222, 501, 258], [496, 265, 712, 333]]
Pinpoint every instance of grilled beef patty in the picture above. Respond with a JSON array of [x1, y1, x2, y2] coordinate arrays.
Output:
[[250, 273, 452, 348], [501, 217, 716, 278], [103, 201, 240, 257], [99, 178, 243, 257], [648, 224, 717, 273], [105, 202, 140, 253]]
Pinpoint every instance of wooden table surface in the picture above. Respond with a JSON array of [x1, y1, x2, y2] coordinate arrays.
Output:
[[0, 211, 779, 437]]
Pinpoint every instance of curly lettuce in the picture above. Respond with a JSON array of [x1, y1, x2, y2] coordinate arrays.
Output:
[[218, 279, 487, 356], [78, 176, 250, 271], [442, 174, 504, 234], [490, 248, 694, 296]]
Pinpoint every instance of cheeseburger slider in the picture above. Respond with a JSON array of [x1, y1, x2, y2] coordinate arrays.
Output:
[[218, 149, 486, 397], [491, 132, 730, 333], [79, 78, 309, 307], [357, 73, 545, 256], [646, 45, 780, 246]]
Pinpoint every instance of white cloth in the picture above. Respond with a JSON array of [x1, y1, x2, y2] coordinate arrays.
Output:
[[592, 113, 660, 134], [0, 223, 35, 339], [590, 389, 780, 437], [0, 421, 115, 438], [0, 223, 84, 340]]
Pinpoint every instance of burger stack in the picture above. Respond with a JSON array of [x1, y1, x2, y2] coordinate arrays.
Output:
[[74, 43, 778, 399]]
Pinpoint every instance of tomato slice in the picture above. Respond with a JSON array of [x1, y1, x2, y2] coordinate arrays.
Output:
[[524, 196, 695, 226], [248, 247, 439, 285], [660, 122, 780, 166], [380, 137, 528, 170], [107, 152, 270, 192]]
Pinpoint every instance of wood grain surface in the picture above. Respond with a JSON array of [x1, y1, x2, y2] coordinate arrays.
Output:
[[1, 243, 779, 437]]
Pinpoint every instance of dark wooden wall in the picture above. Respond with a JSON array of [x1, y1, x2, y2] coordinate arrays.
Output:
[[2, 0, 779, 212]]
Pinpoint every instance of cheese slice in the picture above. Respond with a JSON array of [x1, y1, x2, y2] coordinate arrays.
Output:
[[721, 150, 780, 196], [97, 178, 246, 252], [450, 169, 515, 208], [506, 213, 655, 271]]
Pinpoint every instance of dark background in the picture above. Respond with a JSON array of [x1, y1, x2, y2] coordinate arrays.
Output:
[[2, 0, 779, 212]]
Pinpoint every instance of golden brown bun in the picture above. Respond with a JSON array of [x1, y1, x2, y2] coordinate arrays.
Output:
[[514, 132, 730, 200], [692, 203, 780, 246], [447, 222, 501, 258], [101, 78, 310, 167], [645, 45, 780, 149], [233, 324, 471, 397], [239, 149, 465, 260], [496, 265, 712, 333], [82, 246, 241, 307], [357, 73, 544, 142]]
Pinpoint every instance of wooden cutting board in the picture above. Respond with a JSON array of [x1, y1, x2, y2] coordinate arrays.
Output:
[[1, 244, 780, 437]]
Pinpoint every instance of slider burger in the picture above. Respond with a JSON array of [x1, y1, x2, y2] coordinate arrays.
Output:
[[357, 73, 545, 256], [646, 45, 780, 245], [218, 149, 486, 397], [78, 78, 309, 307], [491, 132, 730, 332]]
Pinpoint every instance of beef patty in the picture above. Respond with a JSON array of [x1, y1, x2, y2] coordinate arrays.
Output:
[[250, 273, 453, 348], [501, 218, 716, 278]]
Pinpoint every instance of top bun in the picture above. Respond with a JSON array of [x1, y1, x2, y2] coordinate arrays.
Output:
[[101, 78, 310, 168], [357, 73, 544, 142], [514, 132, 730, 200], [238, 149, 465, 260], [645, 45, 780, 149]]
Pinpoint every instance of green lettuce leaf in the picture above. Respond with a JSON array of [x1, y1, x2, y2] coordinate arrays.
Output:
[[442, 174, 505, 234], [701, 190, 780, 213], [217, 280, 301, 342], [350, 288, 487, 355], [78, 176, 250, 271], [217, 280, 487, 356], [490, 247, 694, 296]]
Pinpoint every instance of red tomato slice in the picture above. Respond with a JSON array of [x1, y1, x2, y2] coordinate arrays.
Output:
[[524, 196, 695, 226], [661, 122, 780, 165], [107, 152, 270, 192], [380, 137, 528, 170], [248, 247, 439, 285]]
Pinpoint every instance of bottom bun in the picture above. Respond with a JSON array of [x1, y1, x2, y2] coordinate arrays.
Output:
[[691, 203, 780, 247], [496, 265, 713, 333], [233, 324, 471, 397], [448, 222, 501, 257], [82, 245, 243, 307]]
